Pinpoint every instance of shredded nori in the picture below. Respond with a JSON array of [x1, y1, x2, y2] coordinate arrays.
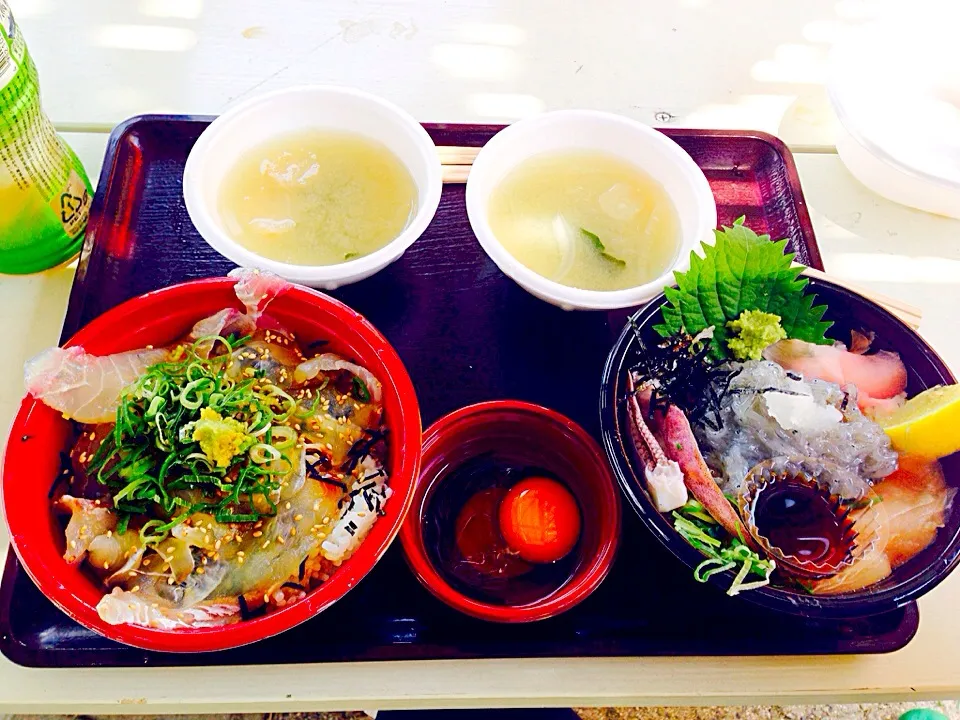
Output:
[[282, 581, 306, 591], [626, 327, 740, 431], [237, 594, 267, 620], [342, 428, 388, 474], [298, 557, 307, 580]]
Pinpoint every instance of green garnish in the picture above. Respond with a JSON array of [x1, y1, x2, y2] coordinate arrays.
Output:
[[726, 309, 787, 361], [344, 252, 359, 260], [87, 334, 299, 545], [352, 376, 370, 402], [654, 217, 832, 360], [580, 228, 626, 267], [672, 500, 775, 596]]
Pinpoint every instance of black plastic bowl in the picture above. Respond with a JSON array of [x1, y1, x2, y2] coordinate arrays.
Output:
[[600, 278, 960, 618]]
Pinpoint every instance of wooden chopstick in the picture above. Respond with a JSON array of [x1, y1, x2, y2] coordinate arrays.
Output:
[[799, 266, 922, 329], [436, 146, 923, 328], [438, 145, 480, 167]]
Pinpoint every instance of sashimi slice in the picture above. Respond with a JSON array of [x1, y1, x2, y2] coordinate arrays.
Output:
[[25, 346, 168, 423], [763, 339, 907, 407], [56, 495, 117, 564], [858, 392, 906, 419], [188, 308, 257, 342], [227, 267, 292, 322], [811, 544, 892, 595], [96, 588, 239, 629], [295, 353, 383, 402], [873, 456, 953, 568]]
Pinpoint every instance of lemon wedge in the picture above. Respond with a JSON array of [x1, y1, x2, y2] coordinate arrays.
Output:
[[876, 384, 960, 459]]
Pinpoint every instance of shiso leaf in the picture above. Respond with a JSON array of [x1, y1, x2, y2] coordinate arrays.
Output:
[[654, 217, 832, 360]]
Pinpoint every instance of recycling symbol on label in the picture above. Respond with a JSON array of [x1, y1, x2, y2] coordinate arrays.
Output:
[[60, 192, 84, 224]]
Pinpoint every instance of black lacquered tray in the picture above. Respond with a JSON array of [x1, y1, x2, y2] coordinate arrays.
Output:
[[0, 116, 918, 667]]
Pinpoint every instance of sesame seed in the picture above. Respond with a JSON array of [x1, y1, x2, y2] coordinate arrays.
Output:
[[103, 562, 109, 569], [285, 501, 291, 510], [262, 540, 271, 549], [263, 593, 270, 604], [128, 571, 137, 577], [276, 535, 285, 544], [69, 540, 77, 549], [168, 577, 175, 585], [294, 514, 303, 521], [290, 527, 297, 536], [151, 602, 159, 608], [322, 516, 330, 524], [106, 530, 112, 538], [132, 585, 141, 592], [253, 531, 263, 538], [196, 567, 205, 574]]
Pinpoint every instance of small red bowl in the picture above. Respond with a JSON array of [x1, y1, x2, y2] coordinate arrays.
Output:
[[2, 277, 421, 652], [399, 401, 620, 623]]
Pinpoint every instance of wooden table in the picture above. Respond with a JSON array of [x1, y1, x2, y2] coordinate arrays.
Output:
[[1, 0, 959, 712]]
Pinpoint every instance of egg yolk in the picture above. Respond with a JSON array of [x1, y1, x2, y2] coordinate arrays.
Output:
[[498, 477, 581, 563]]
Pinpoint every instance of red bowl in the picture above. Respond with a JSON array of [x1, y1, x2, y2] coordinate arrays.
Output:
[[2, 277, 421, 652], [399, 401, 620, 622]]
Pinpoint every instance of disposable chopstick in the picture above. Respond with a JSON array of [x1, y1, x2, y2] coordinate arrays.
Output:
[[438, 145, 481, 166], [799, 266, 922, 329], [436, 146, 923, 328]]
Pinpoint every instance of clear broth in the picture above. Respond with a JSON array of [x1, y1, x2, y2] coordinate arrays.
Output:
[[487, 149, 681, 291], [217, 129, 417, 266]]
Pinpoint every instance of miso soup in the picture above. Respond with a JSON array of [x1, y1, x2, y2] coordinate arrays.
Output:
[[487, 150, 681, 291], [218, 129, 417, 266]]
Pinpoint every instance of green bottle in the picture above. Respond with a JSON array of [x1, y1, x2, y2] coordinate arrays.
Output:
[[0, 0, 93, 274]]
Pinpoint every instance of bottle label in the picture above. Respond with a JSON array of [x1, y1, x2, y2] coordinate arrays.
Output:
[[0, 0, 94, 271], [0, 6, 16, 90]]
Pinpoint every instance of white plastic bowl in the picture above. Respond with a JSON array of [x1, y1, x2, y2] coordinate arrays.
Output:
[[828, 7, 960, 219], [465, 110, 717, 311], [183, 85, 443, 288]]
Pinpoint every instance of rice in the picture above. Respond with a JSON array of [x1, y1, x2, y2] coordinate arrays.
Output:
[[321, 456, 391, 565]]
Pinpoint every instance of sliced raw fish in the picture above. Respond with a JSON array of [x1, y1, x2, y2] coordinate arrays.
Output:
[[227, 267, 292, 321], [57, 495, 117, 564], [188, 308, 256, 344], [812, 456, 953, 594], [873, 456, 953, 568], [96, 588, 239, 629], [810, 543, 892, 595], [25, 346, 168, 423], [295, 353, 383, 402], [763, 339, 907, 408]]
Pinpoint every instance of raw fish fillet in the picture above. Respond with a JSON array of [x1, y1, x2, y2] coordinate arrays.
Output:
[[811, 544, 892, 595], [763, 339, 907, 411], [295, 353, 383, 402], [812, 456, 953, 595], [227, 267, 292, 322], [874, 456, 953, 568], [188, 308, 257, 343], [56, 495, 117, 564], [96, 588, 239, 629], [25, 346, 168, 423]]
